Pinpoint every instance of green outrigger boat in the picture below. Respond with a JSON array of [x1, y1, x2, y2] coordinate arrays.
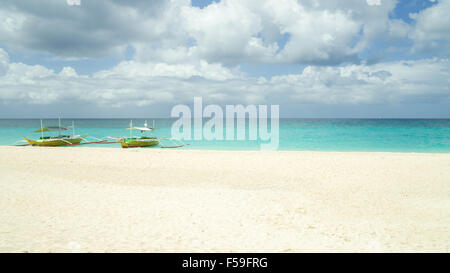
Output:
[[24, 119, 85, 147], [118, 120, 160, 148]]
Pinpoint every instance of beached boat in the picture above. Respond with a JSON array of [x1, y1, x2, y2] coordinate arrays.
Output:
[[118, 120, 160, 148], [24, 119, 85, 147]]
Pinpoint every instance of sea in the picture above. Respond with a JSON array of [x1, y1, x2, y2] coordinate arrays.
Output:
[[1, 118, 450, 153]]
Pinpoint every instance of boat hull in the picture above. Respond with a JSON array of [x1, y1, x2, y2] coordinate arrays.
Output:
[[118, 138, 160, 148], [24, 137, 83, 147]]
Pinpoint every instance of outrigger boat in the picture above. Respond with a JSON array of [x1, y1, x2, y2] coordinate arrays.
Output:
[[13, 118, 188, 148], [24, 118, 86, 147], [118, 120, 160, 148]]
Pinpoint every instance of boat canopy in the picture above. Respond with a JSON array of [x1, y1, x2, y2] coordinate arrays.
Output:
[[127, 127, 154, 131], [35, 126, 68, 133]]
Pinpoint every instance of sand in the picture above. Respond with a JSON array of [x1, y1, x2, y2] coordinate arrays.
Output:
[[0, 146, 449, 252]]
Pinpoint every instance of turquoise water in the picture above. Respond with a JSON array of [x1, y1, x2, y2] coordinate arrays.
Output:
[[1, 119, 450, 152]]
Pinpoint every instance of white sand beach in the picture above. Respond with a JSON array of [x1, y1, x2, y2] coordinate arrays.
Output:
[[0, 146, 449, 252]]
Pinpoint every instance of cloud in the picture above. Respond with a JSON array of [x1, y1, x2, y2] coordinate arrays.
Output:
[[0, 1, 449, 117], [0, 0, 181, 59], [172, 0, 404, 65], [93, 59, 238, 81], [1, 47, 448, 112], [410, 0, 450, 55], [0, 0, 407, 65], [0, 48, 9, 76], [270, 58, 450, 104], [366, 0, 381, 6]]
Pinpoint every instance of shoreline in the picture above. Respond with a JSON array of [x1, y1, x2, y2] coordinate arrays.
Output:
[[3, 145, 450, 155], [1, 146, 449, 252]]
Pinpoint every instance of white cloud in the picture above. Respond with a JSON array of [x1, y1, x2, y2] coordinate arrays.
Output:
[[387, 19, 410, 40], [94, 59, 237, 81], [0, 1, 449, 117], [0, 0, 186, 59], [270, 2, 361, 64], [180, 0, 275, 64], [0, 48, 448, 110], [366, 0, 381, 6], [59, 67, 78, 77], [0, 48, 9, 76], [173, 0, 403, 65], [0, 0, 407, 65], [410, 0, 450, 55], [270, 58, 450, 104]]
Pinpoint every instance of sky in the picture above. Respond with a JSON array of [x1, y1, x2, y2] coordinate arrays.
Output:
[[0, 0, 449, 118]]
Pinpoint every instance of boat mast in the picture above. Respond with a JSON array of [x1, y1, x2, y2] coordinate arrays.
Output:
[[40, 119, 44, 139], [130, 120, 133, 138], [72, 121, 75, 137], [144, 120, 148, 137], [58, 117, 61, 137]]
